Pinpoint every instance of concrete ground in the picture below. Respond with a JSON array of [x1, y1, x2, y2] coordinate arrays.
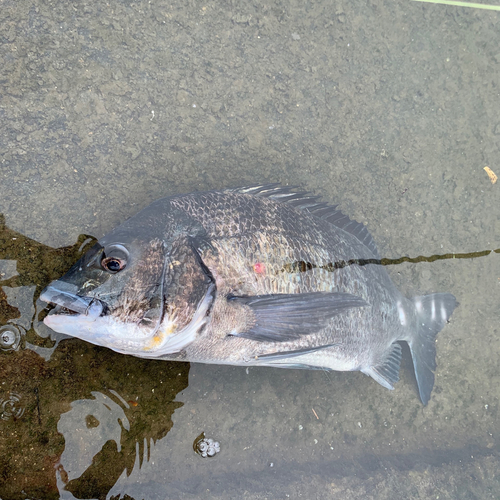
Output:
[[1, 0, 499, 498]]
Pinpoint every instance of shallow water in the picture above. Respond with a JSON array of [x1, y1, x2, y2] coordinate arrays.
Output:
[[1, 0, 500, 498]]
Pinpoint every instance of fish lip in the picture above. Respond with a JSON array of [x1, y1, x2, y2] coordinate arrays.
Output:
[[48, 304, 79, 317], [40, 284, 105, 319]]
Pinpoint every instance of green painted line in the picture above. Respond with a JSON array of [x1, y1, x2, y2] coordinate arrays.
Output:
[[412, 0, 500, 11]]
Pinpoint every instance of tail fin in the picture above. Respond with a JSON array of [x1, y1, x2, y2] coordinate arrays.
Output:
[[409, 293, 458, 405]]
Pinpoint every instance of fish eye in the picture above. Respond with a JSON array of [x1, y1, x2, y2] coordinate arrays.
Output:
[[101, 244, 129, 273], [102, 257, 126, 273]]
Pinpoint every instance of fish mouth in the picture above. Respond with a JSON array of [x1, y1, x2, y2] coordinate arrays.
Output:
[[40, 284, 105, 319], [48, 304, 80, 316]]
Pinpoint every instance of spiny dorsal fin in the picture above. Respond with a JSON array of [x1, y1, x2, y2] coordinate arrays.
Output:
[[228, 184, 380, 259]]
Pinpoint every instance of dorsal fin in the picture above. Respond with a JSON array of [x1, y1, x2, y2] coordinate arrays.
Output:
[[228, 184, 380, 259]]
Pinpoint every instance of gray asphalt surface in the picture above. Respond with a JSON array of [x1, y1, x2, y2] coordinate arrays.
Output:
[[1, 0, 499, 498]]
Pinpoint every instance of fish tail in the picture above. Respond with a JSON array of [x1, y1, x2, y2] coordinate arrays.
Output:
[[408, 293, 458, 405]]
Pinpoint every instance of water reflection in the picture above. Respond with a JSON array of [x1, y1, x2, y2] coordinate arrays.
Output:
[[55, 385, 186, 500], [0, 335, 189, 499], [58, 391, 131, 485], [0, 215, 190, 500], [0, 213, 97, 358], [0, 392, 25, 421]]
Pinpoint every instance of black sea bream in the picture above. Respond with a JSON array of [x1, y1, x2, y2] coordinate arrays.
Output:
[[41, 186, 457, 404]]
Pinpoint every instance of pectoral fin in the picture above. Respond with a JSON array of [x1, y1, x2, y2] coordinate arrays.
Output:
[[228, 292, 368, 342]]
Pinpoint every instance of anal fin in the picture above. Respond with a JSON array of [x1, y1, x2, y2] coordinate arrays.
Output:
[[361, 342, 402, 390]]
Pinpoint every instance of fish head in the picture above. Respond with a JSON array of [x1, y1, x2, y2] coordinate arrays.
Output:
[[40, 213, 214, 357]]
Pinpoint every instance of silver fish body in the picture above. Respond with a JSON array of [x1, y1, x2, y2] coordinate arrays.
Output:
[[41, 186, 457, 404]]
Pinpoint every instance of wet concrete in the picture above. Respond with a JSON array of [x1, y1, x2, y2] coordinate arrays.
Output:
[[1, 0, 499, 498]]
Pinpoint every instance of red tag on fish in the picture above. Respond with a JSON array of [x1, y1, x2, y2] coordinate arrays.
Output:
[[253, 262, 265, 274]]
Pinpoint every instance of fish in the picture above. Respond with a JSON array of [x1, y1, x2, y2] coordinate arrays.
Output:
[[40, 185, 458, 405]]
